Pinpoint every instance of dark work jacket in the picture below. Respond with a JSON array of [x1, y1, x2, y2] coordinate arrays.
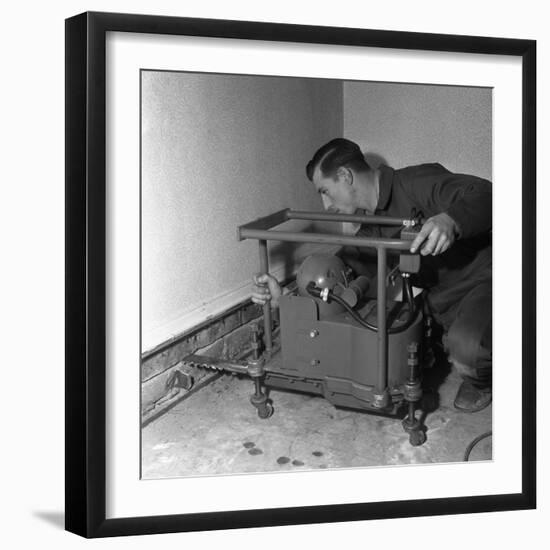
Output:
[[355, 163, 492, 329]]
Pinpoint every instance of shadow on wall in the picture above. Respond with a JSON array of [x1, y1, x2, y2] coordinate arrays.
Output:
[[268, 222, 339, 282], [365, 152, 389, 169]]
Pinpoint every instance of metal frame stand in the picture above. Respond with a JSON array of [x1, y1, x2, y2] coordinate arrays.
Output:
[[239, 209, 428, 443]]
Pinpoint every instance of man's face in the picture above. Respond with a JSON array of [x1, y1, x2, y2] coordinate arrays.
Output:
[[311, 166, 358, 215]]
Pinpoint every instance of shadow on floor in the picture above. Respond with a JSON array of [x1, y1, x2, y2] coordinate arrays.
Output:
[[32, 511, 65, 530]]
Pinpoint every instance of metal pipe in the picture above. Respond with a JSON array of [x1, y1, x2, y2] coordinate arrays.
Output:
[[237, 209, 290, 239], [376, 247, 388, 394], [258, 240, 273, 353], [287, 210, 406, 226], [240, 228, 411, 251], [254, 377, 262, 397], [408, 402, 415, 423]]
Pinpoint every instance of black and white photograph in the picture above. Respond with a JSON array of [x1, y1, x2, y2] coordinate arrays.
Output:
[[2, 0, 545, 546], [140, 70, 494, 478]]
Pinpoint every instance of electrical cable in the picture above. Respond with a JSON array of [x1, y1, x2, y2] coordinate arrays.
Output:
[[463, 431, 492, 461], [306, 277, 419, 334]]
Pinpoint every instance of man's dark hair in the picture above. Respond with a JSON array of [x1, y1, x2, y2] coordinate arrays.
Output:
[[306, 138, 370, 181]]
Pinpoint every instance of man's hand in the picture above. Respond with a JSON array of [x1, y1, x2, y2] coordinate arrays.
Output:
[[251, 273, 282, 307], [410, 212, 459, 256]]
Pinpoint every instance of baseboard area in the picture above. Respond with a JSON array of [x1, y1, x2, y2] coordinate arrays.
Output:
[[141, 299, 264, 426]]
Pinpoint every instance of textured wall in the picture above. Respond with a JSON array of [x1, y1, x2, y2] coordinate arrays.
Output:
[[344, 82, 492, 179], [142, 71, 342, 350], [142, 76, 491, 351]]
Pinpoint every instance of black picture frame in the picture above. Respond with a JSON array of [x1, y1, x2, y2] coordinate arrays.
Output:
[[65, 11, 536, 538]]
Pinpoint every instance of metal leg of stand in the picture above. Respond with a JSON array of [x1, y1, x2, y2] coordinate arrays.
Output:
[[373, 247, 390, 408], [258, 239, 273, 354], [402, 342, 426, 446]]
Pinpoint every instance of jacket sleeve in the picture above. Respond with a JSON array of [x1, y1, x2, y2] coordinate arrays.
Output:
[[404, 166, 492, 240]]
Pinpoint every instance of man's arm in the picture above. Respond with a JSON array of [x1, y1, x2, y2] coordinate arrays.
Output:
[[441, 174, 492, 239], [405, 168, 492, 255]]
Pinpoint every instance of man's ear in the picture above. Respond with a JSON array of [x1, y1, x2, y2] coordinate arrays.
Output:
[[336, 166, 353, 185]]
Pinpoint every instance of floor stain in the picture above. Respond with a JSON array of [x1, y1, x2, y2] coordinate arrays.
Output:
[[292, 459, 304, 466], [248, 447, 263, 456], [142, 366, 492, 478]]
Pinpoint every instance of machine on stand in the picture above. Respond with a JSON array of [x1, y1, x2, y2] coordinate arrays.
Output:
[[183, 208, 431, 446]]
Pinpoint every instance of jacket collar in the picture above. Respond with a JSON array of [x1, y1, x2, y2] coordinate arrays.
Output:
[[376, 165, 394, 212]]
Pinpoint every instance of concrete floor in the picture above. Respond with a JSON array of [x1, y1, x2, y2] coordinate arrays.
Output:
[[141, 354, 492, 479]]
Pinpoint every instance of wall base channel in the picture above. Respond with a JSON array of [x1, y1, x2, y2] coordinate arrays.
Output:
[[141, 300, 263, 426]]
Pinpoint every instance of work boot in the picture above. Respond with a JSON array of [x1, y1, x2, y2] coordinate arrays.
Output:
[[453, 380, 492, 413]]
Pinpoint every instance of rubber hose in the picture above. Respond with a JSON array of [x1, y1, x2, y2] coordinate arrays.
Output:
[[306, 279, 418, 334]]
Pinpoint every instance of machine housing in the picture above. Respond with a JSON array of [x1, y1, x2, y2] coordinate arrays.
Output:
[[265, 289, 423, 414]]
